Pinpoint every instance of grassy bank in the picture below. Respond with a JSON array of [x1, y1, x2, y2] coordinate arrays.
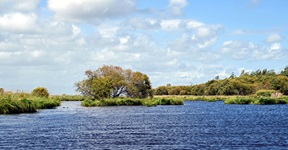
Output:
[[0, 93, 60, 114], [81, 97, 184, 107], [51, 95, 85, 101], [154, 95, 235, 102], [155, 95, 288, 105], [224, 96, 288, 105]]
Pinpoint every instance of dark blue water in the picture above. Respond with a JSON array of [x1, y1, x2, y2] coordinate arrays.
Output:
[[0, 101, 288, 149]]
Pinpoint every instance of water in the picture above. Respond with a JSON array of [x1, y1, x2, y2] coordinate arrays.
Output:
[[0, 101, 288, 149]]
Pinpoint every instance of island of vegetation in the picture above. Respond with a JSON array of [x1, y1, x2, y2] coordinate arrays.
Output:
[[75, 65, 183, 107]]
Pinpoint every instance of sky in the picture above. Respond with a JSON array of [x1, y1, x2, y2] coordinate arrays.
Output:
[[0, 0, 287, 94]]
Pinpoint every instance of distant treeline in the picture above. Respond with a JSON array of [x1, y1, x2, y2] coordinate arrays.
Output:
[[154, 66, 288, 96]]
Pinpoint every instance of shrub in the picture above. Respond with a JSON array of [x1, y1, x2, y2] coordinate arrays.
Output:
[[224, 97, 253, 104], [170, 99, 184, 105], [143, 99, 158, 107], [252, 97, 286, 105], [0, 88, 4, 94], [255, 90, 276, 97], [32, 87, 49, 98]]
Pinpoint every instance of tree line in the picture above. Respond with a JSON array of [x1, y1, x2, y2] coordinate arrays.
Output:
[[154, 66, 288, 96]]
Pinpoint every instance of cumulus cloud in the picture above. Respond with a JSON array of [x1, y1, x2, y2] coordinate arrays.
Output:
[[0, 0, 40, 13], [168, 0, 188, 16], [266, 33, 283, 43], [0, 13, 38, 33], [128, 18, 160, 30], [191, 25, 222, 49], [221, 40, 255, 59], [160, 19, 182, 31], [221, 40, 285, 60], [48, 0, 136, 22]]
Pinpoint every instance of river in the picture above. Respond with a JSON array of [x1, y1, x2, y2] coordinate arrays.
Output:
[[0, 101, 288, 149]]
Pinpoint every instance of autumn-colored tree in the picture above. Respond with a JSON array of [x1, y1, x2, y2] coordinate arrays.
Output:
[[32, 87, 49, 98], [154, 86, 168, 95], [75, 65, 153, 99]]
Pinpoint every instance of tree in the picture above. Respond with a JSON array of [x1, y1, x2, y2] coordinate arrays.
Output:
[[281, 66, 288, 77], [0, 88, 4, 94], [154, 86, 168, 95], [270, 75, 288, 95], [75, 65, 153, 99], [126, 71, 153, 98], [32, 87, 49, 98]]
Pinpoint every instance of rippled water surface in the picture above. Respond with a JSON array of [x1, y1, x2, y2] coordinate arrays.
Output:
[[0, 101, 288, 149]]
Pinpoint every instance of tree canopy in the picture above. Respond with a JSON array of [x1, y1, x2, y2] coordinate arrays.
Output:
[[154, 66, 288, 96], [75, 65, 153, 100]]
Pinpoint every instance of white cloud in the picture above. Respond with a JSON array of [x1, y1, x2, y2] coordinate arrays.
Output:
[[221, 40, 284, 60], [129, 18, 160, 30], [191, 25, 222, 49], [160, 19, 181, 31], [266, 33, 283, 43], [0, 0, 40, 12], [221, 40, 255, 59], [270, 43, 281, 51], [0, 13, 38, 33], [216, 70, 229, 78], [168, 0, 188, 16], [48, 0, 136, 22], [186, 20, 204, 29]]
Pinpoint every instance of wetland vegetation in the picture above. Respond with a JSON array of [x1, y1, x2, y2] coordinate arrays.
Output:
[[1, 66, 288, 114], [0, 87, 60, 114]]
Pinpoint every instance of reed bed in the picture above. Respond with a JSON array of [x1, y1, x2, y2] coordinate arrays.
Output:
[[81, 97, 184, 107], [0, 93, 60, 114]]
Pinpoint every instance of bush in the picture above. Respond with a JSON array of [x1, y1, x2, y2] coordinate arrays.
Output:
[[252, 97, 287, 105], [255, 90, 276, 97], [170, 99, 184, 105], [224, 97, 253, 104], [32, 87, 49, 98], [0, 88, 4, 94]]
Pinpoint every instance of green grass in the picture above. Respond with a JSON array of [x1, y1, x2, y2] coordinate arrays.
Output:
[[224, 97, 254, 104], [81, 97, 184, 107], [0, 93, 60, 114], [155, 95, 288, 105], [224, 96, 288, 105], [51, 95, 85, 101]]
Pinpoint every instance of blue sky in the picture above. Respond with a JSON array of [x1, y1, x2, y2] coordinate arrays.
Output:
[[0, 0, 287, 94]]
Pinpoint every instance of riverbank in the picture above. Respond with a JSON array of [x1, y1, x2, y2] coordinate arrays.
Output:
[[155, 95, 288, 105], [0, 93, 60, 114], [81, 97, 184, 107]]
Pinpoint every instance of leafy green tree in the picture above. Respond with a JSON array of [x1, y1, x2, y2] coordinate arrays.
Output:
[[32, 87, 49, 98], [154, 86, 168, 95], [75, 65, 153, 99], [126, 71, 153, 98], [270, 75, 288, 95], [190, 84, 205, 95], [168, 87, 181, 95]]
